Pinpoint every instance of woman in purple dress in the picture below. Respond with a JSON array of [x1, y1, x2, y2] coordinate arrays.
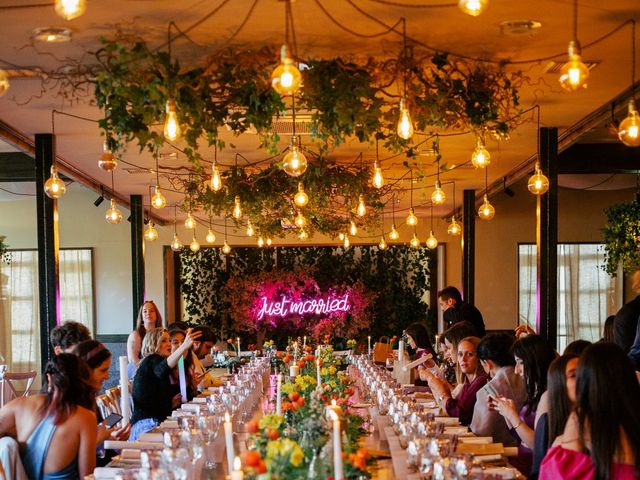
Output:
[[403, 322, 437, 386]]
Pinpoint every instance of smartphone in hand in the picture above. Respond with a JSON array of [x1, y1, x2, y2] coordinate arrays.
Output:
[[103, 413, 123, 428]]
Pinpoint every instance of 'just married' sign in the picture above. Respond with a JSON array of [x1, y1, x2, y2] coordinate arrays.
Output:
[[256, 293, 351, 320]]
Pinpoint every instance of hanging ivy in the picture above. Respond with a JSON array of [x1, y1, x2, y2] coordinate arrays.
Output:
[[602, 201, 640, 276]]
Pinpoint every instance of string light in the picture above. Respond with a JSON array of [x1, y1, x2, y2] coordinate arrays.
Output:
[[390, 193, 400, 240], [206, 228, 216, 244], [294, 182, 309, 207], [98, 142, 117, 172], [406, 207, 418, 226], [357, 195, 367, 217], [151, 151, 166, 209], [44, 165, 66, 199], [144, 220, 158, 241], [397, 98, 414, 140], [266, 238, 272, 246], [458, 0, 488, 16], [372, 161, 384, 189], [54, 0, 86, 20], [283, 137, 308, 177], [379, 235, 388, 250], [171, 206, 183, 251], [478, 168, 495, 220], [389, 224, 400, 240], [105, 199, 123, 224], [271, 45, 302, 95], [410, 231, 420, 249], [210, 146, 223, 191], [448, 217, 461, 236], [426, 231, 438, 249], [246, 220, 255, 237], [559, 1, 588, 91], [298, 229, 308, 240], [163, 98, 181, 141], [257, 236, 265, 248], [471, 136, 490, 168], [338, 232, 345, 241], [349, 221, 358, 236], [222, 240, 231, 254], [295, 210, 306, 228], [618, 22, 639, 146], [190, 235, 201, 252], [432, 180, 445, 205], [233, 196, 242, 219], [528, 107, 550, 195], [185, 211, 196, 230], [343, 235, 350, 249]]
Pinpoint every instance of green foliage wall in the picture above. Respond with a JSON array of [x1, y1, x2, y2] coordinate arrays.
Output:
[[179, 245, 435, 343]]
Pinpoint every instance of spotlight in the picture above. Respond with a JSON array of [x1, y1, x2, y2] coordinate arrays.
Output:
[[94, 195, 104, 207]]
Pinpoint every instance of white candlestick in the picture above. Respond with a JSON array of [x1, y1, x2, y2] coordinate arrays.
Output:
[[231, 456, 244, 480], [224, 412, 234, 476], [236, 337, 240, 355], [330, 410, 344, 480], [398, 340, 405, 366], [290, 365, 300, 377], [316, 358, 321, 387], [368, 336, 371, 356], [303, 336, 306, 349], [293, 341, 298, 362], [118, 356, 130, 424], [276, 374, 282, 415]]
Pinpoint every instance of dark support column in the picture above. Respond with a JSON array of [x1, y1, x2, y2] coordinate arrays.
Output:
[[537, 127, 558, 349], [35, 134, 59, 372], [462, 189, 476, 305], [130, 195, 145, 327]]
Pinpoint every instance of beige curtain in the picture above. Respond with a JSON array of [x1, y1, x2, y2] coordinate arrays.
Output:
[[59, 249, 94, 334]]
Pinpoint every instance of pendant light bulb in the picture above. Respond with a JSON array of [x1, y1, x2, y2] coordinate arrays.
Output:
[[357, 195, 367, 217], [559, 41, 589, 91], [246, 221, 254, 237], [478, 194, 495, 220], [222, 240, 231, 255], [618, 100, 640, 147], [447, 217, 461, 236], [163, 98, 181, 141], [528, 166, 550, 195], [54, 0, 86, 20], [144, 221, 158, 241], [343, 235, 350, 249], [190, 236, 200, 253], [410, 233, 420, 249], [294, 210, 306, 228], [171, 233, 183, 252], [266, 238, 272, 246], [0, 69, 10, 97], [210, 163, 223, 192], [99, 142, 118, 172], [206, 229, 216, 244], [151, 185, 166, 209], [257, 236, 265, 248], [105, 199, 123, 224], [271, 45, 302, 95], [298, 229, 308, 240], [389, 224, 400, 240], [471, 138, 491, 168], [378, 236, 388, 250], [294, 182, 309, 207], [397, 98, 414, 140], [44, 165, 67, 199], [406, 207, 418, 226], [282, 137, 308, 177], [338, 232, 345, 241], [349, 221, 358, 236], [372, 162, 384, 189], [426, 231, 438, 250], [233, 196, 242, 219], [184, 211, 196, 230], [457, 0, 488, 16], [431, 180, 446, 205]]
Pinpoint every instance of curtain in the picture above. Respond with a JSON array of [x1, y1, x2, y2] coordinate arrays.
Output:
[[59, 249, 94, 334]]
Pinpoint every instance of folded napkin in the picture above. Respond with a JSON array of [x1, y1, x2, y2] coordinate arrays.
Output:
[[138, 432, 163, 443], [104, 440, 163, 450], [435, 416, 459, 426], [160, 419, 179, 429], [181, 403, 201, 412], [120, 449, 141, 460], [459, 436, 493, 444], [192, 397, 208, 403], [93, 467, 123, 479]]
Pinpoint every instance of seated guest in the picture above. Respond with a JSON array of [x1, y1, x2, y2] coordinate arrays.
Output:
[[437, 286, 485, 336], [601, 315, 615, 343], [0, 354, 97, 479], [169, 329, 197, 400], [530, 354, 578, 479], [563, 339, 591, 356], [470, 333, 526, 448], [403, 322, 437, 385], [50, 321, 91, 355], [129, 327, 200, 440], [127, 300, 162, 378], [426, 321, 478, 391], [191, 326, 219, 389], [437, 335, 457, 386], [540, 343, 640, 479], [427, 336, 488, 425], [491, 335, 556, 476]]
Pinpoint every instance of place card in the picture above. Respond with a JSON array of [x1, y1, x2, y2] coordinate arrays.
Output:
[[434, 416, 459, 426]]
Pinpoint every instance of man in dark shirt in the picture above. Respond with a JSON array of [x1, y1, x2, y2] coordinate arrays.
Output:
[[614, 270, 640, 353], [438, 286, 486, 337]]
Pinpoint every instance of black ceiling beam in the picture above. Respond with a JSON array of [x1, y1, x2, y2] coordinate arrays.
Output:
[[558, 143, 640, 174]]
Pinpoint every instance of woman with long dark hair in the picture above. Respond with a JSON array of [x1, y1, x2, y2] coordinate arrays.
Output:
[[540, 343, 640, 480], [0, 354, 97, 479]]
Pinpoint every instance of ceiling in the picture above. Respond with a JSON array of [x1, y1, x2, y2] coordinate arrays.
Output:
[[0, 0, 638, 232]]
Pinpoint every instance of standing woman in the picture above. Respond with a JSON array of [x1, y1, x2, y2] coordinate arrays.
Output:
[[540, 343, 640, 479], [127, 301, 162, 378], [0, 354, 97, 479]]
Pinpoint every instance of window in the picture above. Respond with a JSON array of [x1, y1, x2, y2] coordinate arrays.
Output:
[[0, 249, 94, 376], [518, 243, 622, 352]]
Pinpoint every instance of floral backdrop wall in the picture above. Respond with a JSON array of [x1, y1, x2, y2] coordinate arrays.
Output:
[[179, 245, 434, 347]]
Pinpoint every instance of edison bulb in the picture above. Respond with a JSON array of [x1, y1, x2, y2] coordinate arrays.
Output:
[[271, 45, 302, 95], [54, 0, 86, 20], [378, 236, 387, 250], [170, 233, 183, 252], [210, 163, 223, 191], [349, 221, 358, 236], [478, 194, 495, 220], [426, 231, 438, 249], [151, 185, 166, 209], [397, 98, 414, 140], [528, 167, 550, 195], [618, 100, 640, 147], [99, 142, 118, 172], [233, 196, 242, 219], [448, 217, 461, 236], [559, 41, 589, 91], [266, 238, 272, 246], [295, 211, 306, 228], [298, 229, 308, 240], [431, 181, 446, 205], [0, 70, 10, 97], [246, 221, 254, 237], [144, 221, 158, 241], [184, 211, 196, 230], [105, 199, 123, 224], [372, 163, 384, 189], [357, 195, 366, 217], [389, 224, 400, 240], [257, 236, 265, 248], [206, 229, 216, 244], [44, 166, 66, 199], [406, 208, 418, 226], [458, 0, 488, 16], [163, 98, 181, 141], [282, 139, 308, 177], [294, 182, 309, 207], [189, 236, 200, 252], [343, 235, 350, 249], [471, 139, 491, 168], [222, 240, 231, 254], [338, 232, 345, 241], [410, 233, 420, 249]]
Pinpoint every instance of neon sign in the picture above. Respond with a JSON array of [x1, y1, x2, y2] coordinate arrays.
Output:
[[256, 293, 351, 320]]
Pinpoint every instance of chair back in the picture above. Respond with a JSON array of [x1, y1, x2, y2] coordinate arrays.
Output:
[[0, 365, 38, 408], [105, 386, 122, 415]]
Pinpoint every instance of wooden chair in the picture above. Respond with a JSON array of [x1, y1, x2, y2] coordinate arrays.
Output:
[[95, 393, 113, 420], [0, 365, 37, 408], [105, 386, 122, 415]]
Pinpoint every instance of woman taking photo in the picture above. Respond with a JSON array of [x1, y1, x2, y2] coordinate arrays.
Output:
[[540, 343, 640, 479], [403, 322, 437, 385], [0, 354, 97, 479], [126, 300, 162, 377]]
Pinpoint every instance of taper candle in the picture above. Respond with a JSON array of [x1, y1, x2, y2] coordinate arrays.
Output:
[[330, 409, 344, 480], [276, 374, 282, 415], [224, 412, 234, 476]]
